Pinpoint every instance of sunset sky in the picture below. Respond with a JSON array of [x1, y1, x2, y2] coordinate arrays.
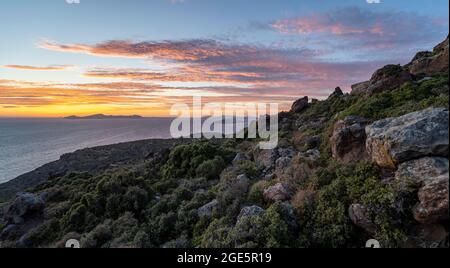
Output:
[[0, 0, 448, 117]]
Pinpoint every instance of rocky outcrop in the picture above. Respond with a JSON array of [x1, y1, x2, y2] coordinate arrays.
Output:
[[236, 206, 265, 224], [366, 108, 449, 168], [396, 157, 449, 185], [329, 87, 344, 98], [349, 204, 377, 235], [351, 64, 413, 96], [395, 157, 449, 225], [263, 183, 295, 202], [253, 147, 278, 173], [198, 200, 218, 218], [3, 193, 44, 225], [351, 81, 371, 95], [407, 36, 449, 77], [291, 96, 309, 113], [330, 116, 369, 164], [413, 175, 449, 224]]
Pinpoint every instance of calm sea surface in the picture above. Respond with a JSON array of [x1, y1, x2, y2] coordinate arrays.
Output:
[[0, 118, 173, 183]]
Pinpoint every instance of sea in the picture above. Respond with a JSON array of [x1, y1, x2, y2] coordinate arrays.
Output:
[[0, 117, 251, 183], [0, 118, 173, 183]]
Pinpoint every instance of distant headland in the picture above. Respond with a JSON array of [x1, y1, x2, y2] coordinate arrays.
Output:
[[64, 114, 144, 119]]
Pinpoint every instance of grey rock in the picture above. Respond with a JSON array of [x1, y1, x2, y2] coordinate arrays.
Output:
[[236, 174, 250, 183], [263, 183, 295, 202], [197, 199, 218, 218], [236, 206, 265, 224], [396, 157, 449, 185], [253, 146, 278, 172], [414, 174, 449, 224], [275, 156, 293, 180], [349, 204, 377, 235], [330, 116, 369, 164], [366, 108, 449, 168], [4, 193, 44, 225]]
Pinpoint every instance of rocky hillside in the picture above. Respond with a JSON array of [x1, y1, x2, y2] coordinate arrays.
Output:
[[0, 36, 448, 248], [0, 139, 189, 203]]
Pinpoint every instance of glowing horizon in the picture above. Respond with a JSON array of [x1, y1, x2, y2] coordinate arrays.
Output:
[[1, 0, 448, 117]]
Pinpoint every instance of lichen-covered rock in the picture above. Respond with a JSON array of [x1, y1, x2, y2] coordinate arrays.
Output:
[[236, 206, 265, 224], [253, 147, 278, 172], [413, 175, 449, 224], [330, 116, 369, 164], [291, 96, 309, 113], [263, 183, 295, 202], [366, 108, 449, 168], [197, 199, 218, 218], [4, 193, 44, 225], [396, 157, 449, 185], [349, 204, 377, 235]]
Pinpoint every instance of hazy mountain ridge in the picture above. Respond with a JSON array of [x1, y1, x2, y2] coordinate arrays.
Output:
[[64, 114, 144, 120]]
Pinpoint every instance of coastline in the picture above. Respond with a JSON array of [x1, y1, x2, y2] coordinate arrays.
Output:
[[0, 138, 189, 202]]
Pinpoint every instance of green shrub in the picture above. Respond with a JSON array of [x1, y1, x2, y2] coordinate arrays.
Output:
[[161, 141, 234, 180], [340, 75, 449, 120], [247, 180, 268, 207], [196, 156, 226, 180]]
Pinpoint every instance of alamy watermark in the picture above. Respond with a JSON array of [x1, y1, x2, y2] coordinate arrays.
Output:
[[170, 97, 279, 150]]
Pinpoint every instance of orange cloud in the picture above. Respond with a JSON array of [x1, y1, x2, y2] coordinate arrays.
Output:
[[39, 39, 256, 61]]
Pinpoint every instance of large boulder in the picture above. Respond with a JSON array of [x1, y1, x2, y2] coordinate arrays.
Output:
[[407, 36, 449, 77], [291, 96, 309, 113], [263, 183, 295, 202], [253, 146, 278, 173], [366, 108, 449, 168], [349, 204, 377, 235], [413, 175, 449, 224], [396, 157, 449, 186], [395, 157, 449, 226], [4, 193, 44, 225], [351, 64, 412, 96], [330, 116, 369, 164]]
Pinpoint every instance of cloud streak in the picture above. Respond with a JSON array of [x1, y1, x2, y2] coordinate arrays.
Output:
[[2, 65, 73, 71]]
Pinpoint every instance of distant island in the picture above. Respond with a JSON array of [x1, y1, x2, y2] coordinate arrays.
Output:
[[64, 114, 144, 119]]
